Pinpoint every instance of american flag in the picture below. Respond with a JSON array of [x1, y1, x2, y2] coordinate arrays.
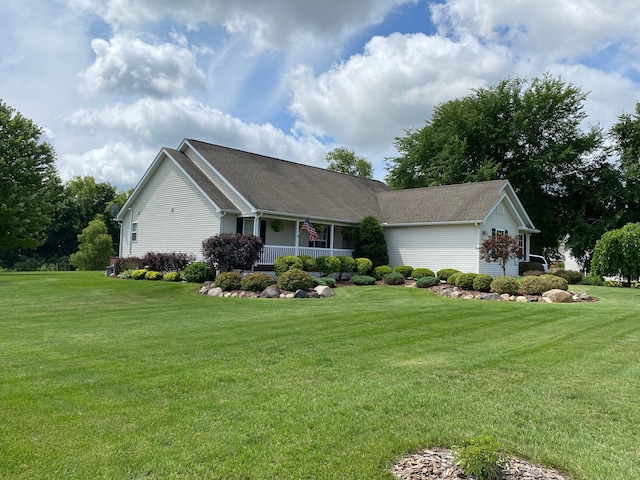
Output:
[[301, 217, 318, 242]]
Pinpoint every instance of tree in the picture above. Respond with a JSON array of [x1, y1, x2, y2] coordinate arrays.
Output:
[[610, 102, 640, 223], [201, 233, 264, 272], [69, 217, 115, 271], [0, 100, 61, 252], [591, 223, 640, 285], [325, 147, 373, 178], [385, 74, 604, 253], [354, 216, 389, 267], [479, 233, 522, 276]]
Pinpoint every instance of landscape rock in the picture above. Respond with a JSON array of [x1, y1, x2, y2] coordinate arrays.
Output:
[[207, 287, 223, 297], [294, 289, 310, 298], [481, 293, 502, 301], [260, 285, 281, 298], [314, 285, 334, 298], [542, 289, 574, 303]]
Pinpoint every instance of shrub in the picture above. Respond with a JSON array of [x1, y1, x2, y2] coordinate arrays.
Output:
[[113, 256, 144, 275], [240, 273, 274, 292], [297, 255, 316, 272], [277, 268, 314, 291], [318, 277, 336, 288], [415, 276, 440, 288], [455, 273, 477, 290], [336, 256, 356, 279], [141, 252, 195, 273], [144, 270, 163, 281], [315, 256, 341, 276], [473, 274, 493, 292], [274, 256, 303, 275], [202, 233, 264, 272], [521, 274, 568, 295], [351, 275, 376, 286], [183, 262, 216, 283], [437, 268, 461, 281], [119, 269, 134, 279], [384, 271, 405, 285], [214, 271, 243, 291], [69, 218, 115, 271], [355, 257, 373, 275], [579, 273, 604, 286], [453, 435, 506, 480], [519, 261, 545, 276], [131, 269, 148, 280], [393, 265, 414, 277], [412, 267, 435, 279], [163, 271, 181, 282], [490, 276, 519, 295], [447, 272, 462, 285], [373, 265, 392, 280], [354, 215, 389, 267], [523, 269, 544, 277], [553, 269, 583, 284]]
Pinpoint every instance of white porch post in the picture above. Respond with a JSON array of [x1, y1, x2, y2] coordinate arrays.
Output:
[[330, 224, 335, 256]]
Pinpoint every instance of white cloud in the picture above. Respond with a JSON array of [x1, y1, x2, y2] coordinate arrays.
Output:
[[80, 34, 206, 96]]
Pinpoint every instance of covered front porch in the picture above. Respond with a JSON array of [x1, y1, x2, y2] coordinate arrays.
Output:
[[259, 245, 354, 265]]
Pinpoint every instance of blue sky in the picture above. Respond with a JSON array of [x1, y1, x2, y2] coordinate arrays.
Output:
[[1, 0, 639, 189]]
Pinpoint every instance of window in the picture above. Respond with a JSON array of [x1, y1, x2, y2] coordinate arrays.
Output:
[[131, 222, 138, 242], [492, 228, 506, 236], [242, 218, 254, 235], [518, 234, 526, 259], [310, 225, 329, 248]]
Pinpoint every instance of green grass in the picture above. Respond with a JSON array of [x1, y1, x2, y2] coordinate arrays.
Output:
[[1, 272, 639, 479]]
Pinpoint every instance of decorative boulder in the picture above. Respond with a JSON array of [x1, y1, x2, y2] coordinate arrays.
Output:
[[260, 285, 281, 298], [542, 289, 574, 303], [207, 287, 223, 297], [294, 289, 310, 298], [481, 293, 502, 301], [314, 285, 334, 298]]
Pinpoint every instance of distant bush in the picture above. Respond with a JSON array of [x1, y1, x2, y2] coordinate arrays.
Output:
[[131, 269, 148, 280], [473, 274, 493, 292], [521, 274, 568, 295], [144, 270, 163, 281], [183, 262, 216, 283], [523, 270, 544, 277], [277, 268, 314, 291], [315, 256, 341, 276], [297, 255, 316, 272], [519, 261, 545, 276], [336, 256, 356, 279], [274, 256, 303, 275], [447, 272, 462, 285], [579, 273, 604, 286], [142, 251, 195, 273], [455, 273, 477, 290], [490, 276, 519, 295], [373, 265, 392, 280], [412, 268, 435, 279], [163, 272, 181, 282], [437, 268, 461, 281], [394, 265, 414, 278], [416, 276, 440, 288], [240, 273, 274, 292], [552, 269, 583, 284], [215, 271, 243, 291], [355, 257, 373, 275], [119, 269, 134, 279], [384, 271, 405, 285], [351, 275, 376, 286], [113, 256, 144, 275]]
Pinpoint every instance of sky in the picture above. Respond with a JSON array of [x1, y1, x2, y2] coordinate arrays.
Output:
[[2, 0, 639, 191]]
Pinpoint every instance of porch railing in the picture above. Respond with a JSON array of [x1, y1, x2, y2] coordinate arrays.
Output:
[[259, 245, 354, 265]]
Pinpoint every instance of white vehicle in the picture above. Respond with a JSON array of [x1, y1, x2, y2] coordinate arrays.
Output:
[[528, 254, 549, 272]]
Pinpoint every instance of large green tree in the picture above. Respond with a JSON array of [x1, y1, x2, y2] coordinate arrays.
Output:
[[325, 147, 373, 178], [591, 223, 640, 284], [354, 216, 388, 267], [69, 217, 115, 271], [386, 74, 604, 254], [610, 102, 640, 223], [0, 100, 61, 252]]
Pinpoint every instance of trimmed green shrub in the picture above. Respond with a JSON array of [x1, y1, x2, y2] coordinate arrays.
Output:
[[437, 268, 461, 281], [415, 276, 440, 288], [455, 273, 477, 290], [393, 265, 414, 277], [240, 272, 274, 292], [490, 276, 519, 295], [412, 267, 435, 279], [315, 256, 341, 276], [277, 268, 314, 291], [447, 272, 462, 285], [318, 277, 336, 288], [145, 270, 163, 281], [579, 273, 604, 286], [336, 256, 356, 278], [523, 269, 544, 277], [355, 257, 373, 275], [163, 271, 181, 282], [373, 265, 392, 280], [131, 269, 148, 280], [351, 275, 376, 286], [553, 269, 583, 284], [274, 256, 303, 276], [119, 269, 133, 279], [297, 255, 316, 272], [183, 262, 216, 283], [214, 271, 243, 291], [354, 215, 389, 267], [384, 271, 405, 285], [521, 274, 568, 295], [473, 274, 493, 292]]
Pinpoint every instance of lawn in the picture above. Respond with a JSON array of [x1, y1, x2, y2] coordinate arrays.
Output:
[[1, 272, 639, 479]]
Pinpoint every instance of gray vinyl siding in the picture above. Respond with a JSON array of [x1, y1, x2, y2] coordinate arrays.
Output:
[[119, 157, 220, 260], [184, 146, 251, 213], [480, 201, 520, 277], [384, 224, 480, 273]]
